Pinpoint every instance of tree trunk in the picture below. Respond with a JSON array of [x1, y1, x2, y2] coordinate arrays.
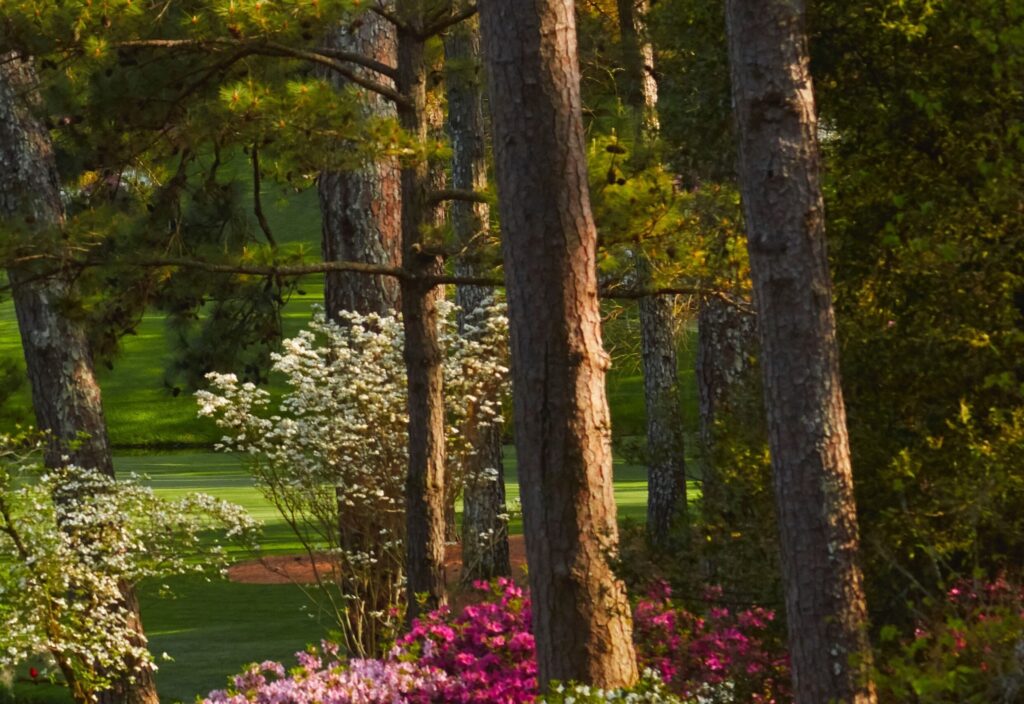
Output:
[[724, 2, 877, 702], [315, 15, 404, 656], [695, 297, 756, 471], [616, 0, 659, 132], [637, 261, 687, 543], [444, 17, 511, 581], [396, 25, 448, 620], [0, 53, 159, 704], [454, 283, 510, 581], [318, 13, 402, 320], [479, 0, 638, 689], [616, 0, 688, 544]]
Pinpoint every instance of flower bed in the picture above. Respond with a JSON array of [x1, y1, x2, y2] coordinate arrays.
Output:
[[203, 579, 790, 704]]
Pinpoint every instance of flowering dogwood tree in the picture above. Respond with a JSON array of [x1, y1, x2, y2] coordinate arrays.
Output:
[[197, 302, 509, 657], [0, 432, 259, 704]]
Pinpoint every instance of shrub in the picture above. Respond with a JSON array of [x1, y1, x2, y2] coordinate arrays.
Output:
[[197, 303, 509, 657], [540, 669, 685, 703], [632, 582, 790, 703], [0, 431, 258, 703], [205, 578, 791, 704], [877, 576, 1024, 703], [397, 578, 537, 703], [202, 644, 449, 704]]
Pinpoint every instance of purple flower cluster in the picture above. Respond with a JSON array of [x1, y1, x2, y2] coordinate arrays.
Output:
[[203, 642, 449, 704], [397, 578, 537, 703], [632, 582, 791, 703]]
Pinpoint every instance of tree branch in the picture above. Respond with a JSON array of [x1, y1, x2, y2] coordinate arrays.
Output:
[[115, 39, 410, 108], [310, 46, 398, 81], [425, 188, 489, 206], [421, 4, 478, 39], [2, 254, 749, 308], [370, 3, 411, 32], [123, 257, 408, 279], [251, 143, 278, 250]]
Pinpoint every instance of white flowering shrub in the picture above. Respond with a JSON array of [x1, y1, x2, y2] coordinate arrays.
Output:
[[541, 670, 686, 703], [196, 302, 509, 657], [0, 431, 259, 704]]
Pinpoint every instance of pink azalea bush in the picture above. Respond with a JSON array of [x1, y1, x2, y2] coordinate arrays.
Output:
[[632, 582, 790, 703], [396, 577, 537, 703], [204, 578, 790, 703]]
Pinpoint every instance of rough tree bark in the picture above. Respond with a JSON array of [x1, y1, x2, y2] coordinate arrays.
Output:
[[0, 53, 160, 704], [637, 261, 687, 542], [479, 0, 638, 689], [396, 21, 448, 619], [317, 13, 402, 320], [615, 0, 688, 543], [695, 297, 756, 472], [724, 2, 878, 702], [444, 17, 511, 581], [315, 14, 404, 657], [616, 0, 658, 132]]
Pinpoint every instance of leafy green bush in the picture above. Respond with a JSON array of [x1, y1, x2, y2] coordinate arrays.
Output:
[[877, 577, 1024, 703]]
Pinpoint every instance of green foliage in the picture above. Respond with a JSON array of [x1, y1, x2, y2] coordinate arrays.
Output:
[[0, 0, 415, 391], [876, 577, 1024, 703], [653, 0, 1024, 627], [810, 0, 1024, 618], [0, 431, 259, 702], [648, 0, 735, 181]]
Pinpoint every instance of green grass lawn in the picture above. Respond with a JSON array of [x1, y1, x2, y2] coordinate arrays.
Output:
[[7, 448, 691, 703]]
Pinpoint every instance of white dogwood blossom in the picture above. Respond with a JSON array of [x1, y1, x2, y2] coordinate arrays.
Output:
[[0, 432, 259, 703], [196, 302, 510, 657]]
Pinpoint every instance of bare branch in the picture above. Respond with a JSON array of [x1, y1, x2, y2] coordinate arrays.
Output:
[[425, 188, 489, 206], [370, 3, 411, 32], [312, 45, 398, 81], [422, 4, 478, 39], [115, 38, 411, 108], [1, 254, 747, 308], [124, 257, 408, 279], [251, 143, 278, 250]]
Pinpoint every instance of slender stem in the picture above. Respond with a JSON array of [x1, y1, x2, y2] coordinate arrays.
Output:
[[251, 143, 278, 250]]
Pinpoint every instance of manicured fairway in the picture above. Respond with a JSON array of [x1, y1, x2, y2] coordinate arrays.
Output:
[[122, 449, 673, 703]]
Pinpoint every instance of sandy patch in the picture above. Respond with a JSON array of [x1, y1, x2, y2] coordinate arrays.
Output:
[[227, 534, 528, 588]]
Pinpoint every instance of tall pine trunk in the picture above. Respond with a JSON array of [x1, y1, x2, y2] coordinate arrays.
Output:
[[695, 297, 756, 484], [480, 0, 638, 688], [0, 53, 159, 704], [396, 23, 448, 620], [724, 2, 877, 701], [316, 14, 403, 656], [444, 17, 511, 582], [318, 13, 402, 319], [637, 266, 686, 542], [617, 0, 688, 543]]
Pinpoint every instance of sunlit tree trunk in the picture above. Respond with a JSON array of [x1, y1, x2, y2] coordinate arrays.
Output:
[[318, 13, 402, 320], [315, 15, 404, 656], [0, 52, 159, 704], [725, 2, 877, 701], [480, 0, 638, 688]]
